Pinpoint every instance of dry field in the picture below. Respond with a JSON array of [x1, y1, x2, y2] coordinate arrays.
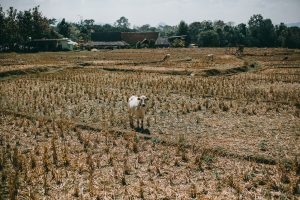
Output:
[[0, 48, 299, 199]]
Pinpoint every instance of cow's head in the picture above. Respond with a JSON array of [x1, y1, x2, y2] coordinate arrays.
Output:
[[138, 95, 148, 107]]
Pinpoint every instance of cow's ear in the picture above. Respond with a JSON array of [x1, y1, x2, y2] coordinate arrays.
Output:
[[137, 97, 141, 100]]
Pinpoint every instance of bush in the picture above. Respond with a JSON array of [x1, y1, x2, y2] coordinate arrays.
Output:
[[171, 38, 185, 48]]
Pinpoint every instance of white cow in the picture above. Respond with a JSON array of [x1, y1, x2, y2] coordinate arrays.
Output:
[[128, 95, 148, 129]]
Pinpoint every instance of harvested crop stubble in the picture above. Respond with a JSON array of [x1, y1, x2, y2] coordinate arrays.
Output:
[[0, 48, 299, 199]]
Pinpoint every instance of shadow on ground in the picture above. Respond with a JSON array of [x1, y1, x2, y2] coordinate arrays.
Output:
[[134, 127, 151, 134]]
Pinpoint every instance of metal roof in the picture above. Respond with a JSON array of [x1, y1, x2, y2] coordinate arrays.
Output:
[[85, 41, 129, 46], [155, 37, 170, 46]]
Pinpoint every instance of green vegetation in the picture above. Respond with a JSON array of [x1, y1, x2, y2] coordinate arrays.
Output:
[[0, 5, 300, 51]]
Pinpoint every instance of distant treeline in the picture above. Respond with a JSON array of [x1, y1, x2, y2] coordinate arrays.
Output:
[[0, 5, 300, 51]]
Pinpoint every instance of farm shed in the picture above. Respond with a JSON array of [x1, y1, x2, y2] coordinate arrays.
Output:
[[155, 37, 170, 48], [84, 41, 129, 49], [89, 32, 128, 49], [91, 32, 122, 42], [63, 40, 78, 51], [168, 35, 187, 42], [121, 32, 159, 45], [30, 38, 77, 51], [90, 32, 159, 48]]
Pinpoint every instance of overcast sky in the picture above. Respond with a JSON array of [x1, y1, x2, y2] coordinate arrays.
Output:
[[1, 0, 300, 26]]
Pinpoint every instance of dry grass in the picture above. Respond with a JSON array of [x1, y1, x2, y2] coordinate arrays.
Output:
[[0, 48, 299, 199]]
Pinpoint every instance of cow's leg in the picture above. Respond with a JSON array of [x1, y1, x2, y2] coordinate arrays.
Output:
[[137, 119, 140, 128], [141, 118, 144, 129], [129, 113, 134, 128]]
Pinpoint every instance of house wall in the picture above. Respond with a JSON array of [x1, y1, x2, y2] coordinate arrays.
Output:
[[59, 41, 73, 51], [30, 41, 58, 51]]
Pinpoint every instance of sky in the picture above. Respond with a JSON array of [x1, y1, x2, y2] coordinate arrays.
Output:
[[1, 0, 300, 26]]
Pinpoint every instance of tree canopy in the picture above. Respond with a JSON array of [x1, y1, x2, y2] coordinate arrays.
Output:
[[0, 4, 300, 51], [114, 16, 130, 31]]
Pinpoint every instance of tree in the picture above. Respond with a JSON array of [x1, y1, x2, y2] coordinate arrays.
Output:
[[198, 30, 220, 47], [17, 10, 33, 46], [48, 18, 56, 26], [32, 6, 52, 39], [1, 5, 300, 51], [0, 6, 6, 49], [177, 20, 188, 35], [157, 24, 177, 37], [223, 24, 235, 46], [57, 18, 71, 38], [286, 27, 300, 48], [248, 14, 264, 46], [248, 14, 276, 47], [248, 14, 263, 30], [84, 19, 94, 27], [5, 7, 19, 50], [136, 24, 157, 32], [201, 20, 213, 31], [177, 21, 190, 45], [69, 24, 81, 41], [100, 24, 115, 32], [0, 5, 58, 51], [213, 20, 226, 46], [188, 22, 202, 43], [76, 19, 95, 41], [214, 20, 226, 29], [275, 23, 288, 47], [235, 23, 248, 45], [114, 16, 130, 31], [260, 19, 276, 47], [216, 27, 225, 46]]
